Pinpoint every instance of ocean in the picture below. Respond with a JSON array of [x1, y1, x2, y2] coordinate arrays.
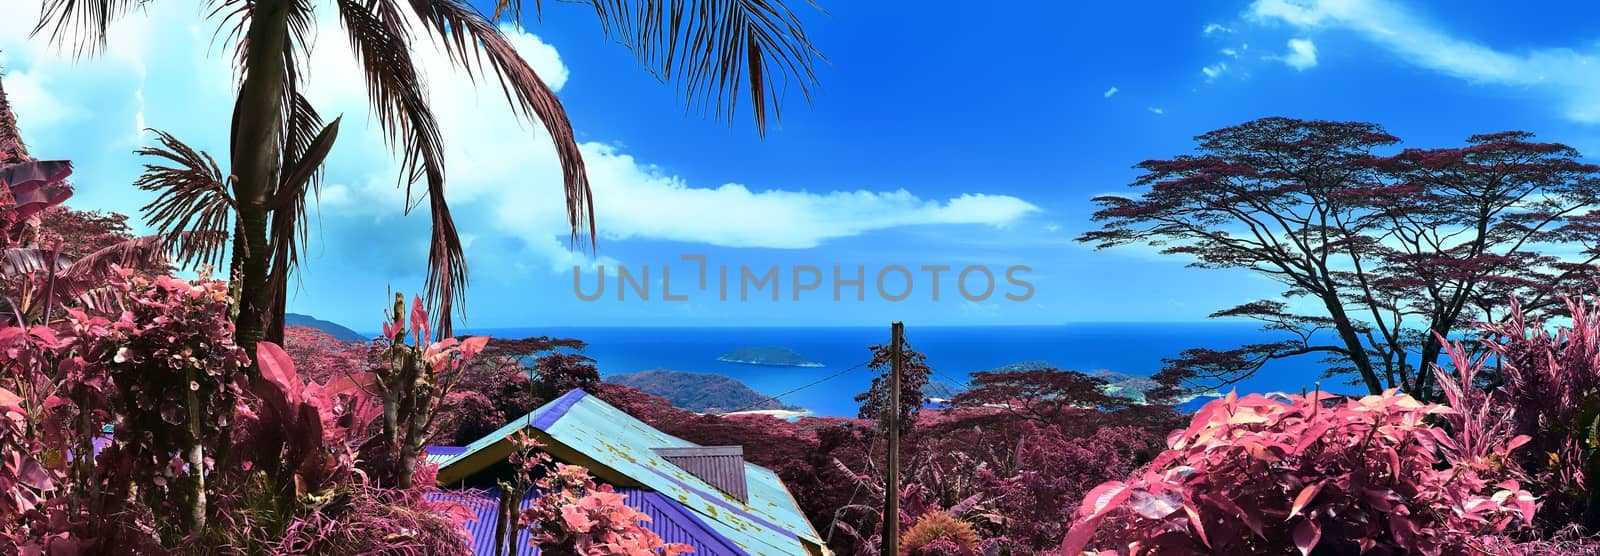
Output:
[[449, 323, 1367, 417]]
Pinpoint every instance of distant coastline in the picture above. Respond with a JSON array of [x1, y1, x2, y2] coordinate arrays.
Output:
[[430, 323, 1348, 417], [716, 346, 824, 367]]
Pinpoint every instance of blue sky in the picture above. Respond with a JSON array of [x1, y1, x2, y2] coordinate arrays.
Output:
[[4, 0, 1600, 328]]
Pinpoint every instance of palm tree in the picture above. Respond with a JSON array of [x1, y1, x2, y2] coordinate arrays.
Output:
[[33, 0, 822, 358]]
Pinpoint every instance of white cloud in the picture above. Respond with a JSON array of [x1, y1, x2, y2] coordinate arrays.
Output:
[[1221, 48, 1240, 58], [1147, 106, 1166, 115], [1203, 23, 1234, 36], [1248, 0, 1600, 122], [1103, 86, 1119, 98], [1, 0, 1039, 275], [1202, 61, 1230, 81], [1284, 38, 1318, 70]]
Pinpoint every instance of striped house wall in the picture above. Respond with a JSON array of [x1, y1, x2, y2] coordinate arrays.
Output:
[[427, 487, 749, 555]]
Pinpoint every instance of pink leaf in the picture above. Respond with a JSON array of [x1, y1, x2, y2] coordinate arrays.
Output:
[[18, 458, 52, 491], [323, 372, 377, 397], [257, 342, 301, 405], [0, 388, 21, 409], [1293, 519, 1321, 556], [1184, 502, 1210, 548], [1058, 517, 1104, 556], [1077, 481, 1131, 520], [1060, 481, 1131, 555], [459, 335, 489, 359], [410, 295, 430, 344], [1289, 483, 1322, 519]]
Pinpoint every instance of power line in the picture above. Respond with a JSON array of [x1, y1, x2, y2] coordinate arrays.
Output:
[[930, 369, 971, 392], [720, 360, 873, 415]]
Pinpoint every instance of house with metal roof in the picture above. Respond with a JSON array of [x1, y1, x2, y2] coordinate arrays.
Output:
[[431, 389, 830, 556]]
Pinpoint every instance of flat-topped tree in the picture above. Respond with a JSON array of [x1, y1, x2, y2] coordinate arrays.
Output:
[[34, 0, 824, 362], [1080, 117, 1600, 400]]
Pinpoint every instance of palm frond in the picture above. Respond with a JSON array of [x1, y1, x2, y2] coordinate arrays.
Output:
[[0, 231, 226, 318], [335, 0, 465, 335], [31, 0, 143, 56], [134, 129, 234, 270], [63, 233, 224, 313], [62, 231, 229, 283], [579, 0, 824, 135], [265, 112, 340, 343], [402, 0, 594, 248], [0, 247, 66, 277]]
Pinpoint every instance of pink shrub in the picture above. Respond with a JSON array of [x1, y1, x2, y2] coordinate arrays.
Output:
[[367, 295, 488, 489], [519, 458, 692, 555], [1060, 390, 1536, 556], [1477, 294, 1600, 531], [0, 387, 49, 553], [86, 273, 251, 540]]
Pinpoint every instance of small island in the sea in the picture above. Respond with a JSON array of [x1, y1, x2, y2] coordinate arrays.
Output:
[[716, 346, 824, 367]]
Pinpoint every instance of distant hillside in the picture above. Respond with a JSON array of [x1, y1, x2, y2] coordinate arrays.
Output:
[[924, 380, 962, 400], [285, 313, 367, 342], [716, 346, 823, 367], [607, 369, 799, 413]]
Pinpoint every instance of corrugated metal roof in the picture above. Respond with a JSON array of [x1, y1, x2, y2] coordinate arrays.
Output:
[[427, 446, 467, 466], [653, 446, 749, 503], [436, 389, 829, 556], [426, 487, 748, 555]]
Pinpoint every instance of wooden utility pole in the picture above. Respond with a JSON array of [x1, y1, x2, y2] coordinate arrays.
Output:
[[882, 321, 903, 556]]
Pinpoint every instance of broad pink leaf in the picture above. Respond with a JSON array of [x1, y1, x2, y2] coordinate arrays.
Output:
[[1058, 517, 1105, 556], [410, 295, 430, 344], [18, 458, 52, 491], [1506, 435, 1531, 453], [1289, 483, 1322, 519], [256, 342, 302, 407], [1077, 481, 1131, 520], [1293, 519, 1321, 556], [323, 372, 377, 397], [459, 335, 489, 359], [0, 388, 21, 408]]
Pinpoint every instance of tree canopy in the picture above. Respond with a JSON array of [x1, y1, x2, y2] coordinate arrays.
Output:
[[1080, 117, 1600, 399]]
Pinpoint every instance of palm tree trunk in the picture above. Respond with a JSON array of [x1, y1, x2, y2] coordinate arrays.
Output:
[[184, 366, 206, 536], [229, 0, 291, 365]]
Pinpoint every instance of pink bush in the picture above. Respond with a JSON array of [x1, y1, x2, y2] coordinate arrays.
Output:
[[1060, 390, 1536, 555], [1477, 294, 1600, 531], [0, 387, 49, 553], [518, 449, 692, 555]]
